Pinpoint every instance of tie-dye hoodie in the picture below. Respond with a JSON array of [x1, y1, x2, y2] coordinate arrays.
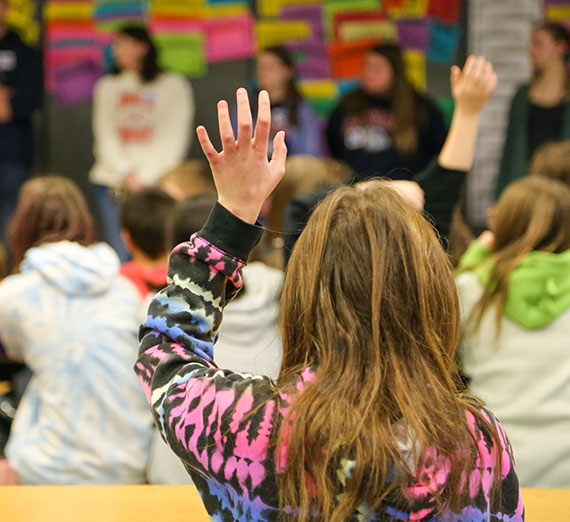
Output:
[[0, 240, 153, 484], [135, 203, 524, 521]]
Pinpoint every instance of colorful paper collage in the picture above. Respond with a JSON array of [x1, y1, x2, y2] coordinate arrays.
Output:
[[43, 0, 465, 108]]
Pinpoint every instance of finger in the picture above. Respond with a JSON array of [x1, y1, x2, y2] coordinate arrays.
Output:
[[450, 65, 461, 91], [269, 130, 287, 179], [471, 56, 486, 82], [196, 126, 220, 164], [462, 55, 476, 79], [236, 88, 253, 151], [253, 90, 271, 152], [217, 100, 236, 152]]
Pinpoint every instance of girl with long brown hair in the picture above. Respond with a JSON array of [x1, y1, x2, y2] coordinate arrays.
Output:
[[0, 176, 152, 485], [457, 176, 570, 489], [135, 75, 522, 520], [326, 43, 447, 180], [236, 45, 321, 157]]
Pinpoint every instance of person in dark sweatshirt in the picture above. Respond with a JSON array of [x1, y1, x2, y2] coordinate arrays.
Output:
[[285, 56, 496, 264], [326, 43, 446, 181], [0, 0, 42, 240]]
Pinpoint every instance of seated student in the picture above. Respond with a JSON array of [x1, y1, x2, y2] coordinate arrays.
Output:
[[457, 176, 570, 488], [159, 159, 215, 201], [134, 87, 522, 519], [0, 177, 153, 485], [120, 187, 175, 299], [283, 56, 497, 264], [146, 191, 283, 484]]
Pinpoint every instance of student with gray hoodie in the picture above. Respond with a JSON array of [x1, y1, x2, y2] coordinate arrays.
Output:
[[457, 175, 570, 488], [0, 177, 153, 485]]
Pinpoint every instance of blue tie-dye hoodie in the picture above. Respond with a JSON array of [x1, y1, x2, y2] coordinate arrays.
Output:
[[0, 240, 153, 484]]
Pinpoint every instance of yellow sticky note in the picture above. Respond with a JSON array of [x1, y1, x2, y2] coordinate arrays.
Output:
[[386, 0, 427, 19], [340, 20, 397, 43], [545, 5, 570, 21], [299, 80, 338, 100], [257, 0, 316, 17], [256, 20, 311, 50], [404, 50, 426, 92], [45, 2, 93, 21], [151, 0, 204, 17]]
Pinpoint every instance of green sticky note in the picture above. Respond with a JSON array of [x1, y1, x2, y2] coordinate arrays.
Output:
[[436, 96, 455, 128], [155, 33, 207, 78]]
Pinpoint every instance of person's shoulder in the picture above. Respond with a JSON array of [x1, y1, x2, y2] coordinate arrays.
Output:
[[158, 72, 190, 89], [0, 271, 41, 308], [95, 73, 120, 92]]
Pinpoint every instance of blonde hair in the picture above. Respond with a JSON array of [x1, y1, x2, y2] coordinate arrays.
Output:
[[159, 160, 214, 201]]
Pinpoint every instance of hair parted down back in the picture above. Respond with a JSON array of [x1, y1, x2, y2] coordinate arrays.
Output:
[[275, 180, 501, 520]]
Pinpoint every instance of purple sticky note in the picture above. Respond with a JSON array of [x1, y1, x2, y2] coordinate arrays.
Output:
[[397, 19, 429, 50], [282, 4, 324, 41], [54, 59, 101, 107]]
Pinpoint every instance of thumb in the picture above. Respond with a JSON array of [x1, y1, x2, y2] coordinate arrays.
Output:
[[450, 65, 461, 91]]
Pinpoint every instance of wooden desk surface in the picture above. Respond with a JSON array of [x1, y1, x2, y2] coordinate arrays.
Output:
[[0, 485, 567, 521]]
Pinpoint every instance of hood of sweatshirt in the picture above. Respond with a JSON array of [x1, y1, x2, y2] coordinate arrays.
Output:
[[460, 242, 570, 329], [20, 241, 120, 297]]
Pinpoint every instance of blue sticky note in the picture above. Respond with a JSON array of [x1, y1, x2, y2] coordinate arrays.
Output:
[[427, 21, 461, 64]]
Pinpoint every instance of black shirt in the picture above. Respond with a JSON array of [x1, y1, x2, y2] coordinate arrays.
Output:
[[326, 89, 447, 180], [528, 101, 564, 158], [0, 30, 42, 166]]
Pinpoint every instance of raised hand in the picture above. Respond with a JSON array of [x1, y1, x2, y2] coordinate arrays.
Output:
[[196, 88, 287, 224], [450, 55, 497, 115]]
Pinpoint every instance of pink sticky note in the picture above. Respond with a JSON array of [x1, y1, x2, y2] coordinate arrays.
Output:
[[204, 14, 254, 62], [54, 59, 101, 106]]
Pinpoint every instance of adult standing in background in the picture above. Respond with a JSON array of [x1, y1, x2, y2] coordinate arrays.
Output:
[[236, 45, 322, 157], [90, 25, 194, 262], [496, 22, 570, 198], [326, 43, 446, 181], [0, 0, 42, 241]]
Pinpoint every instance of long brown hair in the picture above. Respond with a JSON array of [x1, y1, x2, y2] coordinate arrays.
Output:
[[276, 180, 500, 520], [467, 176, 570, 335], [8, 176, 95, 271], [343, 44, 420, 156], [529, 139, 570, 187]]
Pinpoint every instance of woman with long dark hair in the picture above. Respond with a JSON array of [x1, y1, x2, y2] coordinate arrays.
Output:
[[326, 43, 447, 180], [496, 22, 570, 197], [0, 177, 152, 485], [134, 62, 522, 520], [237, 45, 321, 157], [89, 25, 194, 261]]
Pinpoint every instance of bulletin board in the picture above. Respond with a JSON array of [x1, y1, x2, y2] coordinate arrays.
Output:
[[41, 0, 465, 114]]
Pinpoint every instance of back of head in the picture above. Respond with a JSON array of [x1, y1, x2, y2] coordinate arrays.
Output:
[[278, 181, 491, 520], [8, 176, 95, 271], [120, 187, 175, 260], [493, 176, 570, 255], [469, 176, 570, 334], [529, 140, 570, 188], [168, 192, 217, 249], [159, 160, 214, 201]]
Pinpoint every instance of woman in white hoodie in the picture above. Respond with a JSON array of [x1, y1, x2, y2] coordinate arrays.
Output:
[[90, 25, 194, 262], [457, 176, 570, 488], [0, 177, 153, 485]]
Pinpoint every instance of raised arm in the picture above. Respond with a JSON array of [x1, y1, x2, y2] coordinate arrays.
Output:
[[438, 55, 497, 171], [134, 89, 287, 486]]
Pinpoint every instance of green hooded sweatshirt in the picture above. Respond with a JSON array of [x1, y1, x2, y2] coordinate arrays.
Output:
[[458, 241, 570, 330]]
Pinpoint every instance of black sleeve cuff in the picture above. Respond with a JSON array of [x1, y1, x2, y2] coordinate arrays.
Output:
[[198, 202, 263, 262]]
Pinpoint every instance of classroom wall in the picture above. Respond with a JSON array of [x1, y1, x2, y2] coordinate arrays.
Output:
[[35, 0, 467, 233]]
